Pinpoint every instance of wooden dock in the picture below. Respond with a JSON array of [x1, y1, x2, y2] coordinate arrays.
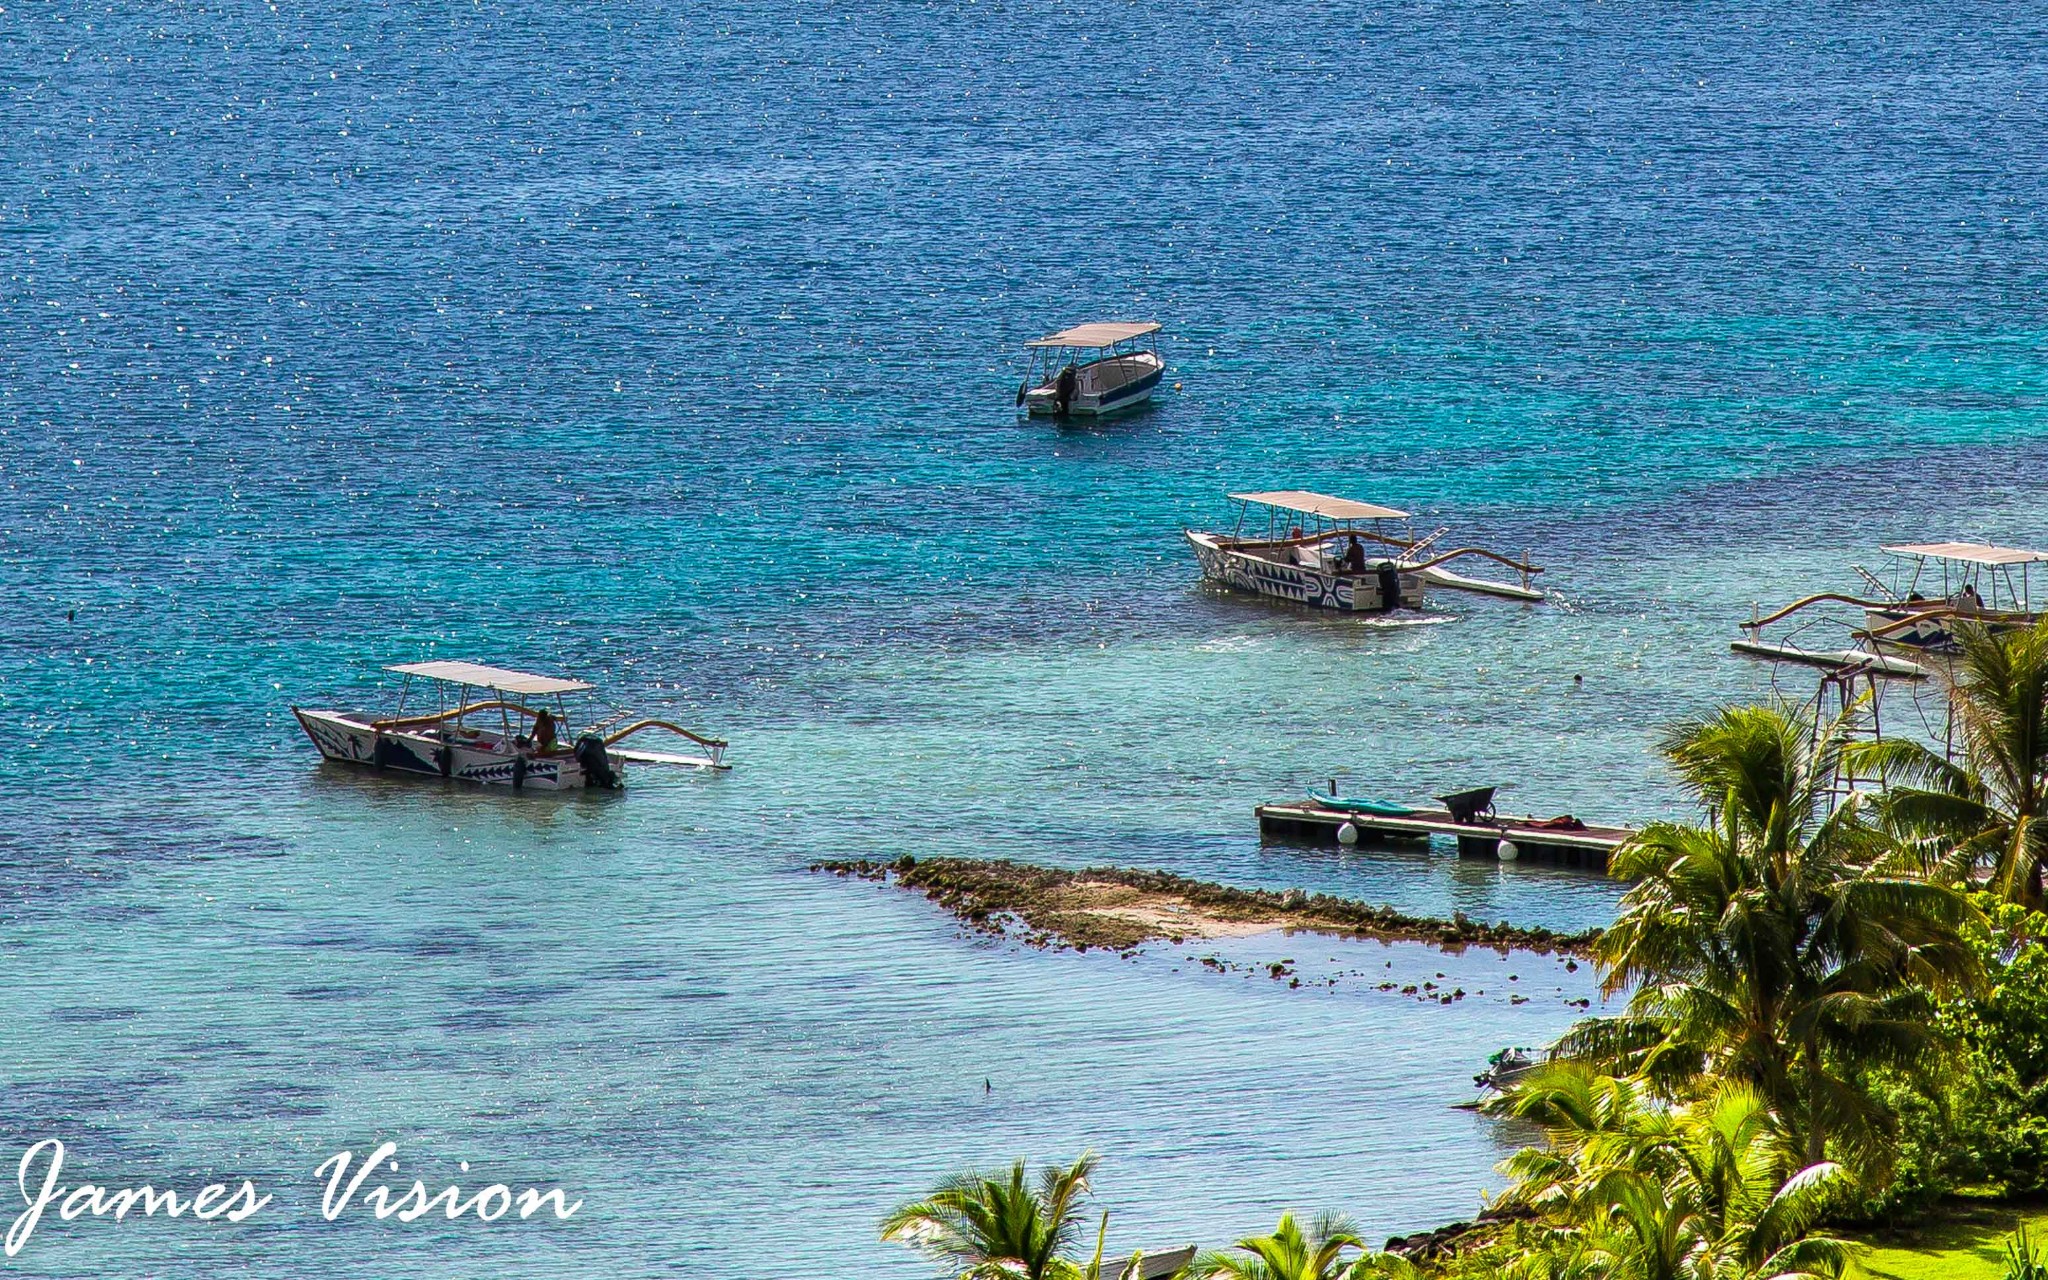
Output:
[[1256, 801, 1637, 871]]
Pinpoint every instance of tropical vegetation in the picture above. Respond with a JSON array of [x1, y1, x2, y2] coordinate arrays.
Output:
[[1432, 1070, 1848, 1279], [1569, 700, 1983, 1169]]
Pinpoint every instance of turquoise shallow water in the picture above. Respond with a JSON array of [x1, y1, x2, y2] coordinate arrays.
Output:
[[6, 1, 2048, 1276]]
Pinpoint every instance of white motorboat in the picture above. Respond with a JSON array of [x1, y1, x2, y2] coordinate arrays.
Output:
[[1185, 490, 1544, 613], [293, 660, 728, 792], [1474, 1046, 1540, 1091], [1017, 321, 1165, 417]]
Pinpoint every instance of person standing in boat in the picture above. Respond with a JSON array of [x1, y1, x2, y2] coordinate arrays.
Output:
[[1054, 363, 1079, 415]]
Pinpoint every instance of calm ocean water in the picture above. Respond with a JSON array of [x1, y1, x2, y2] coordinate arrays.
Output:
[[5, 2, 2047, 1275]]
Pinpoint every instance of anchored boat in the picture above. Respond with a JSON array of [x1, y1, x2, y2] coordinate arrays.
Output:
[[293, 660, 728, 792], [1734, 541, 2048, 677], [1185, 490, 1544, 613], [1475, 1046, 1540, 1092], [1017, 321, 1165, 417]]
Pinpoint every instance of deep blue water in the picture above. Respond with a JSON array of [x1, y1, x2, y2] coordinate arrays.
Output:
[[5, 2, 2048, 1276]]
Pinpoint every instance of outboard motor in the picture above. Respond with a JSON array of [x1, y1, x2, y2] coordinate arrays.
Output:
[[575, 734, 623, 790], [1375, 564, 1402, 613]]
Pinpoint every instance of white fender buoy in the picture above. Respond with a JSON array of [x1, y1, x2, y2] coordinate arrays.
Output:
[[1337, 822, 1360, 846], [1497, 839, 1520, 862]]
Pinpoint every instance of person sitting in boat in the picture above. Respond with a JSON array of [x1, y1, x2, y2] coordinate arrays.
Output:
[[1288, 527, 1320, 568], [1339, 535, 1368, 575], [1958, 583, 1985, 613], [531, 708, 559, 752]]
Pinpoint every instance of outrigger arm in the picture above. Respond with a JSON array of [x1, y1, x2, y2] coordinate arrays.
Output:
[[1404, 546, 1545, 601], [1230, 528, 1544, 598], [1742, 592, 1896, 634], [369, 701, 729, 770], [604, 719, 730, 770], [1742, 591, 2022, 638]]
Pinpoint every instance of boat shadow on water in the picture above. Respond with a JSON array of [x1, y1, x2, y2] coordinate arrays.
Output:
[[299, 759, 628, 814], [300, 758, 729, 808]]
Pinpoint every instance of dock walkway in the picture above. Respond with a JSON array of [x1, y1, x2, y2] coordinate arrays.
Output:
[[1256, 801, 1637, 871]]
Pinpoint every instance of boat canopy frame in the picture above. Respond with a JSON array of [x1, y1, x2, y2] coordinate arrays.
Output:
[[1019, 321, 1162, 394], [1879, 542, 2048, 616], [377, 660, 729, 762], [1225, 490, 1417, 548], [384, 662, 588, 747], [1025, 321, 1162, 349]]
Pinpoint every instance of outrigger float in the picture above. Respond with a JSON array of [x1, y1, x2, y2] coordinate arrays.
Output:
[[293, 660, 728, 792], [1186, 490, 1544, 613], [1017, 321, 1166, 418], [1734, 541, 2048, 679]]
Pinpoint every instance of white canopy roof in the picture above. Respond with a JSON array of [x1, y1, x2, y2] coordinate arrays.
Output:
[[1882, 542, 2048, 567], [1230, 490, 1411, 521], [385, 661, 593, 695], [1026, 321, 1160, 348]]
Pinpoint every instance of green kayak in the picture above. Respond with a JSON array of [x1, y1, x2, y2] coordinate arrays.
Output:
[[1307, 792, 1415, 817]]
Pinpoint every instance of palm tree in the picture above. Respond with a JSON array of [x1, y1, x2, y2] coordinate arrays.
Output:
[[1187, 1211, 1364, 1280], [1487, 1067, 1854, 1280], [881, 1153, 1108, 1280], [1851, 617, 2048, 907], [1572, 701, 1982, 1165], [1486, 1064, 1682, 1221]]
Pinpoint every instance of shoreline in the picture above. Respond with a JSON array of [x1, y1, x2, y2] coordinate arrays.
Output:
[[811, 856, 1601, 957]]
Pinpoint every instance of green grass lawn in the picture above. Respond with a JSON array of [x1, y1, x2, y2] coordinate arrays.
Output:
[[1852, 1205, 2048, 1280]]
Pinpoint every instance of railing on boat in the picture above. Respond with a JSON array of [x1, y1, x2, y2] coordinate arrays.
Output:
[[372, 699, 545, 732], [1214, 531, 1542, 586], [370, 700, 726, 757]]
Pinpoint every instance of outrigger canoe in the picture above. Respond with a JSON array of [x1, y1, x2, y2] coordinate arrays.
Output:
[[293, 660, 727, 792], [1735, 540, 2048, 675], [1187, 490, 1544, 613]]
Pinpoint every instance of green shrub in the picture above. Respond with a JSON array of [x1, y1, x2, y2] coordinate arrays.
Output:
[[2006, 1224, 2048, 1280], [1856, 898, 2048, 1221]]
